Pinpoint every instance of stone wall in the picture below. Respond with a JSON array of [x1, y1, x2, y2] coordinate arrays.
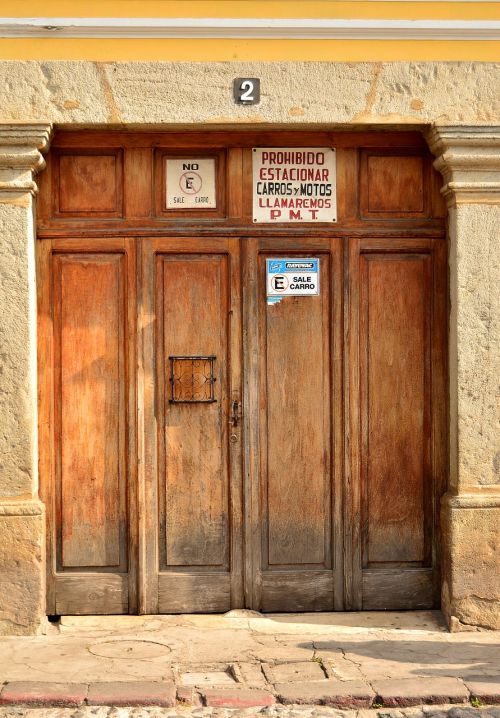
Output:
[[0, 124, 50, 635], [0, 60, 498, 633], [0, 61, 498, 125]]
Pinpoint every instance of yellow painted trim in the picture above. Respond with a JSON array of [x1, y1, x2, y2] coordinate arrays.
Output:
[[1, 1, 500, 21], [0, 37, 498, 61]]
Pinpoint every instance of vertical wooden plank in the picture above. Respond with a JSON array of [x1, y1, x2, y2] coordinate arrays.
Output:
[[345, 238, 362, 609], [335, 148, 358, 223], [124, 148, 153, 218], [37, 154, 52, 225], [242, 236, 261, 608], [242, 149, 254, 221], [431, 237, 448, 603], [124, 237, 138, 613], [137, 237, 159, 614], [54, 253, 126, 569], [228, 237, 244, 607], [37, 239, 55, 613], [227, 148, 243, 219], [331, 237, 345, 610], [249, 238, 339, 611]]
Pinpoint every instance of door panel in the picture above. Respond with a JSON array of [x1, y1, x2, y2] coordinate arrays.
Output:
[[362, 253, 430, 567], [140, 238, 243, 614], [56, 254, 125, 570], [246, 238, 343, 612], [160, 255, 229, 568], [348, 238, 446, 610], [264, 265, 331, 567], [39, 239, 136, 615]]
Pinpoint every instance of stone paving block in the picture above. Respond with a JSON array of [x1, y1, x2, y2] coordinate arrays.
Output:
[[264, 661, 326, 684], [180, 671, 235, 686], [0, 682, 87, 707], [275, 679, 374, 707], [232, 662, 268, 687], [373, 677, 470, 707], [176, 685, 202, 705], [87, 681, 176, 707], [201, 688, 276, 707], [464, 677, 500, 705], [321, 656, 365, 682]]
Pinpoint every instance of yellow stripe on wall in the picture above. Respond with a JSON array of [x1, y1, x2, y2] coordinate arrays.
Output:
[[0, 37, 498, 61], [1, 1, 500, 20]]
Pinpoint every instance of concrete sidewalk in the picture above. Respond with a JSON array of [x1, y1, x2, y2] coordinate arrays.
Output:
[[0, 612, 498, 709]]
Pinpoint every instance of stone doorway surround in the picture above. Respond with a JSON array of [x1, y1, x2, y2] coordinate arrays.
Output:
[[0, 122, 498, 635]]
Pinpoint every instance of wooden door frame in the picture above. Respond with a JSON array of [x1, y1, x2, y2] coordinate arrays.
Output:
[[36, 129, 448, 616]]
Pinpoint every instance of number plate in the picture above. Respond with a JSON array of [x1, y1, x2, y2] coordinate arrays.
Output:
[[233, 78, 260, 105]]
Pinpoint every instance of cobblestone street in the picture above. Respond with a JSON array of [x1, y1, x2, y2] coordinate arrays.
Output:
[[0, 703, 500, 718]]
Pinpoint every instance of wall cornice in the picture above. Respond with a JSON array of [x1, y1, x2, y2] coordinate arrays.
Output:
[[427, 125, 500, 205], [442, 490, 500, 510], [0, 122, 52, 198], [0, 498, 45, 516], [0, 17, 499, 40]]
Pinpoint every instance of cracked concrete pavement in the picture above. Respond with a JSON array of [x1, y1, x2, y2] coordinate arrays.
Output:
[[0, 612, 498, 709]]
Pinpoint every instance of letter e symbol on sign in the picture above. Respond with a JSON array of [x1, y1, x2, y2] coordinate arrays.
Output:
[[179, 171, 202, 195], [272, 275, 288, 292]]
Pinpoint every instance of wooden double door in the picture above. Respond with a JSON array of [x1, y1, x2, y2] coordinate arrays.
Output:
[[39, 234, 446, 615]]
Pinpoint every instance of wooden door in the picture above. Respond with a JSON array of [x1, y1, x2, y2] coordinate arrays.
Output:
[[37, 131, 447, 616], [38, 238, 137, 615], [346, 238, 447, 609], [244, 238, 344, 611], [139, 238, 243, 613]]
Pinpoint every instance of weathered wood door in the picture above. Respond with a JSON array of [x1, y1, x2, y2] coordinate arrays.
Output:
[[244, 238, 344, 611], [38, 130, 447, 615], [139, 237, 343, 613], [139, 238, 244, 613], [347, 238, 447, 610], [39, 234, 445, 614], [38, 238, 137, 615]]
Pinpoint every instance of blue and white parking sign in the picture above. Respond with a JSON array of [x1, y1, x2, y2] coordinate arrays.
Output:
[[266, 258, 320, 297]]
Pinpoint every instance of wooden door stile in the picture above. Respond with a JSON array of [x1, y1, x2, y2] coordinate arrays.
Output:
[[138, 237, 160, 614], [345, 238, 362, 610], [242, 236, 262, 609], [331, 237, 345, 611], [37, 238, 56, 614]]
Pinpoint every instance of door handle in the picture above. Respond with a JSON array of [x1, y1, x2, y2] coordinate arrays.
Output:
[[229, 399, 242, 427]]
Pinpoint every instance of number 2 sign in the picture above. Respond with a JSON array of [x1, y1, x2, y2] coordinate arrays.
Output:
[[233, 78, 261, 105]]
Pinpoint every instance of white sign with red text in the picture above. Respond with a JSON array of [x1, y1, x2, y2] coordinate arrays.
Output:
[[252, 147, 336, 223]]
